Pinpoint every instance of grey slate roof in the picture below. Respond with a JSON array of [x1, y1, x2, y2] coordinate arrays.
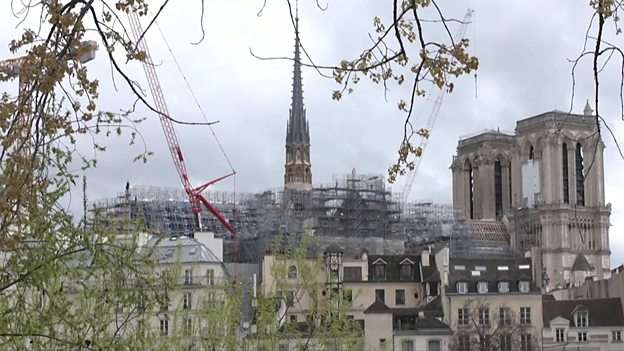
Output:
[[147, 236, 221, 264], [364, 300, 392, 314], [571, 254, 593, 271], [447, 257, 536, 294], [368, 254, 429, 282], [543, 297, 624, 327]]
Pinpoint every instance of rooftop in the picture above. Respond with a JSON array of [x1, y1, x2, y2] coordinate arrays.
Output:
[[543, 297, 624, 327]]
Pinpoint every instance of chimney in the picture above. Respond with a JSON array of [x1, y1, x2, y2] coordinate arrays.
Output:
[[421, 249, 430, 267]]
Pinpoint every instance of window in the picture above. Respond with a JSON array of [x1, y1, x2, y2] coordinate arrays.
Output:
[[400, 263, 413, 280], [401, 340, 414, 351], [183, 292, 192, 310], [206, 269, 214, 285], [287, 265, 297, 280], [521, 334, 532, 351], [395, 289, 406, 305], [478, 308, 489, 325], [518, 264, 530, 270], [428, 339, 441, 351], [498, 281, 510, 293], [576, 143, 585, 206], [520, 307, 531, 325], [454, 265, 466, 271], [500, 334, 511, 351], [160, 294, 170, 311], [375, 289, 385, 303], [184, 269, 193, 285], [458, 308, 469, 325], [373, 262, 386, 280], [519, 281, 530, 293], [477, 281, 488, 294], [343, 266, 362, 281], [457, 282, 468, 294], [499, 307, 511, 326], [475, 265, 487, 271], [556, 328, 565, 343], [183, 318, 192, 336], [468, 160, 475, 219], [575, 311, 588, 327], [613, 330, 622, 342], [562, 142, 569, 204], [497, 266, 509, 271], [206, 291, 216, 308], [479, 335, 490, 351], [286, 290, 294, 307], [379, 338, 387, 350], [495, 159, 503, 217], [459, 335, 470, 351], [290, 315, 297, 323], [160, 318, 169, 336], [577, 331, 587, 343]]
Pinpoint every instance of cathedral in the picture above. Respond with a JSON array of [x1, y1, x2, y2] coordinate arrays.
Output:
[[451, 103, 611, 291]]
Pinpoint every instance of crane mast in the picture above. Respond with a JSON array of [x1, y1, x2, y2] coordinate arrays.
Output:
[[127, 13, 236, 235], [401, 9, 474, 207]]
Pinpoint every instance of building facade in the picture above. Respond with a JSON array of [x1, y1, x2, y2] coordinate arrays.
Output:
[[260, 246, 451, 351], [445, 257, 543, 351], [542, 296, 624, 350], [451, 107, 611, 290]]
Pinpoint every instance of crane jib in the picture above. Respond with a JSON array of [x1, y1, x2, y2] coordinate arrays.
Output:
[[127, 12, 236, 236]]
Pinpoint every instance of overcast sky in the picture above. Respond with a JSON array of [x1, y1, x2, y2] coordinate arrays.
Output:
[[1, 1, 623, 265]]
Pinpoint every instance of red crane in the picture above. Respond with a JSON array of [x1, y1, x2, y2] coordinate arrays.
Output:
[[127, 13, 236, 236]]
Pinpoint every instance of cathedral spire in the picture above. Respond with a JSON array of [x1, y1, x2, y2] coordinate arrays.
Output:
[[284, 8, 312, 191], [286, 11, 309, 145]]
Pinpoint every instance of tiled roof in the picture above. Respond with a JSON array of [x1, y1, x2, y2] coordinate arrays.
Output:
[[468, 220, 510, 242], [543, 298, 624, 327]]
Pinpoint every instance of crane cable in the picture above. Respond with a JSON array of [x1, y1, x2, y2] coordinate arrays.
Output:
[[155, 22, 236, 175]]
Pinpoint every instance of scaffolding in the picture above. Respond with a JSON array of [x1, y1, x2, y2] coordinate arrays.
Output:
[[92, 170, 515, 260]]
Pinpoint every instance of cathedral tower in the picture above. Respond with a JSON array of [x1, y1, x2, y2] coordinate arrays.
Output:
[[284, 15, 312, 191]]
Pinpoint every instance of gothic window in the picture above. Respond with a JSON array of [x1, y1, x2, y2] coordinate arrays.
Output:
[[467, 160, 475, 219], [508, 161, 512, 208], [576, 143, 585, 206], [495, 159, 503, 218], [562, 143, 569, 204]]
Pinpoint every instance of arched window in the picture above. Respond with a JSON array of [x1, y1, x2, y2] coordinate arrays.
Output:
[[495, 159, 503, 218], [529, 145, 535, 160], [287, 265, 298, 280], [508, 161, 513, 208], [576, 143, 585, 206], [466, 160, 475, 219], [562, 143, 569, 204]]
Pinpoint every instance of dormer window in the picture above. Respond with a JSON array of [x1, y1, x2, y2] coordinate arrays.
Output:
[[498, 281, 510, 293], [373, 259, 387, 280], [477, 281, 489, 294], [457, 282, 468, 294], [575, 311, 589, 328], [518, 281, 530, 293], [400, 258, 414, 280]]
